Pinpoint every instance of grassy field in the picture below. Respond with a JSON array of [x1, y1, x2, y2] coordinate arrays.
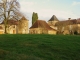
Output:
[[0, 34, 80, 60]]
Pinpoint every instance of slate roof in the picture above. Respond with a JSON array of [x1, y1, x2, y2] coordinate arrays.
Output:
[[49, 15, 59, 21], [30, 20, 56, 31]]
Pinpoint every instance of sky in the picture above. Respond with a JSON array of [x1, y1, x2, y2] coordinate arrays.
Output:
[[19, 0, 80, 27]]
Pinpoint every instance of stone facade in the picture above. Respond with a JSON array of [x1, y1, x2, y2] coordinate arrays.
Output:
[[0, 16, 29, 34], [48, 15, 80, 35], [48, 15, 59, 30], [54, 18, 80, 35], [18, 17, 29, 34], [29, 20, 57, 35], [7, 25, 17, 34], [0, 20, 18, 34], [0, 25, 5, 34]]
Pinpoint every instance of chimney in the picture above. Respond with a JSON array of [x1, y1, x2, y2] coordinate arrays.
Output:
[[68, 18, 71, 20]]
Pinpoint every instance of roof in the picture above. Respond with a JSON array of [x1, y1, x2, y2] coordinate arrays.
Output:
[[7, 20, 18, 25], [49, 15, 59, 21], [55, 19, 77, 26], [20, 16, 27, 20], [0, 26, 3, 29], [30, 20, 56, 31], [76, 18, 80, 24], [1, 20, 18, 25]]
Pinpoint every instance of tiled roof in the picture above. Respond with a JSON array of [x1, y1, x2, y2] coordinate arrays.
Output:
[[8, 20, 18, 25], [1, 20, 18, 25], [76, 18, 80, 24], [0, 26, 3, 29], [55, 19, 77, 26], [30, 20, 56, 30], [1, 16, 28, 25]]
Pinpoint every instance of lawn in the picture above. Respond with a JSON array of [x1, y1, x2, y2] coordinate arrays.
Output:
[[0, 34, 80, 60]]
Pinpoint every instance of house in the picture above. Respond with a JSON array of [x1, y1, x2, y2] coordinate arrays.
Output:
[[0, 16, 29, 34], [48, 15, 59, 30], [7, 20, 18, 34], [18, 16, 29, 34], [0, 19, 18, 34], [47, 15, 80, 35], [75, 18, 80, 34], [55, 18, 80, 35], [29, 20, 57, 34]]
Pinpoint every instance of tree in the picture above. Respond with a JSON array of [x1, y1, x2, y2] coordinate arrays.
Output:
[[32, 12, 38, 25], [0, 0, 22, 33]]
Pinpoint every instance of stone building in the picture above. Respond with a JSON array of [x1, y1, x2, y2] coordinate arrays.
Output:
[[48, 15, 59, 30], [0, 16, 29, 34], [0, 25, 5, 34], [55, 18, 80, 35], [18, 16, 29, 34], [0, 20, 18, 34], [48, 15, 80, 35], [29, 20, 57, 34], [7, 20, 18, 34]]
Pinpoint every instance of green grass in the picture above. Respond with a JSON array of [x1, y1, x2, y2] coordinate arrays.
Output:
[[0, 34, 80, 60]]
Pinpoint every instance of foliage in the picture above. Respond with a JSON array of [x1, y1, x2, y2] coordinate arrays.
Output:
[[0, 34, 80, 60], [32, 12, 38, 25]]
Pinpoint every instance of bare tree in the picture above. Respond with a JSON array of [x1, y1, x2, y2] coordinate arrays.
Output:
[[0, 0, 22, 33]]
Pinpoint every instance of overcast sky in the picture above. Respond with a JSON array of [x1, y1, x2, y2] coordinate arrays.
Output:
[[19, 0, 80, 26]]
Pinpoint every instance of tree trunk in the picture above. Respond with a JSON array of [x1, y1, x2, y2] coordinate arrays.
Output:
[[5, 25, 7, 34], [4, 20, 7, 34]]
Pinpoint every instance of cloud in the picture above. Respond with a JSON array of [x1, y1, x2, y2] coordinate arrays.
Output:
[[21, 2, 35, 6], [20, 1, 36, 16], [20, 1, 79, 21], [72, 1, 80, 6], [20, 1, 35, 8], [34, 9, 78, 20]]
